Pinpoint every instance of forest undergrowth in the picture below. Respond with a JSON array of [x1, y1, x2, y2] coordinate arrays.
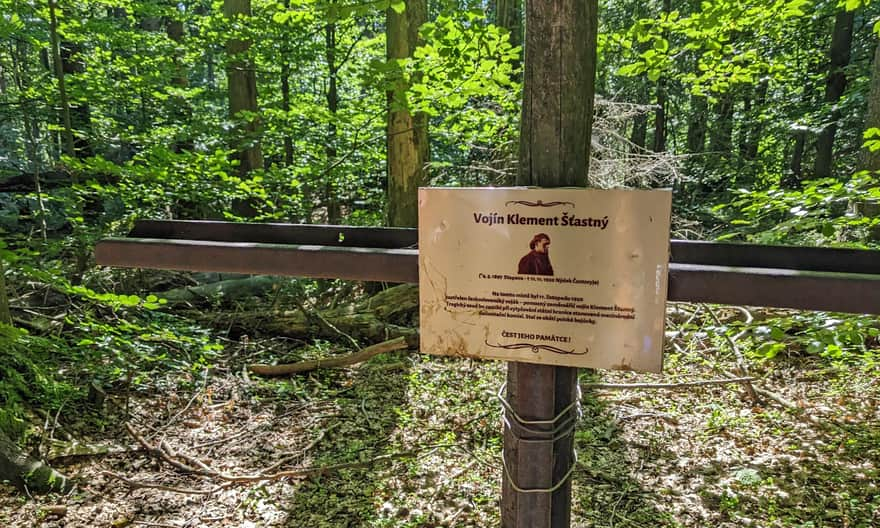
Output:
[[0, 275, 878, 528]]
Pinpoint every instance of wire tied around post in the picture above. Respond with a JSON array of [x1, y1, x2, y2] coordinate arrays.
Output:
[[496, 381, 582, 493]]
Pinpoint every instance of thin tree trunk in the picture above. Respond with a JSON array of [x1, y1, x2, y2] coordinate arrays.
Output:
[[0, 257, 11, 326], [785, 131, 806, 187], [814, 10, 854, 179], [47, 0, 76, 161], [60, 43, 91, 158], [280, 0, 294, 167], [651, 0, 670, 153], [280, 61, 293, 166], [166, 17, 192, 152], [224, 0, 263, 176], [742, 81, 767, 161], [11, 42, 47, 240], [652, 82, 666, 152], [494, 0, 522, 50], [325, 21, 341, 224], [686, 94, 707, 154], [861, 40, 880, 172], [709, 93, 734, 155], [386, 0, 429, 228]]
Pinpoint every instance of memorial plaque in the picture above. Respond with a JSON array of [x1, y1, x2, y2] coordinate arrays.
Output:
[[418, 187, 672, 372]]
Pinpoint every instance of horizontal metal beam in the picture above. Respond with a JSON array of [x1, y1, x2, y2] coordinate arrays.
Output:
[[96, 238, 420, 284], [128, 220, 880, 274], [667, 264, 880, 314], [669, 239, 880, 275], [96, 238, 880, 314], [129, 220, 417, 249]]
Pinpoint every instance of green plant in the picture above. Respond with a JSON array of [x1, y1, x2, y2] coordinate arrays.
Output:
[[748, 312, 879, 365], [712, 173, 880, 247]]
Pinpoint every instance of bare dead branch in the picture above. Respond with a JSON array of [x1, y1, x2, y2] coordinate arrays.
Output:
[[248, 336, 409, 376], [584, 377, 756, 390]]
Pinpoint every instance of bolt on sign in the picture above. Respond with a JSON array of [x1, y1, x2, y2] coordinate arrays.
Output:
[[418, 187, 673, 372]]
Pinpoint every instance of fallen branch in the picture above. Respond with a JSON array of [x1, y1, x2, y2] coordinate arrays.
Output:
[[102, 471, 222, 495], [124, 423, 214, 477], [752, 387, 843, 429], [109, 427, 459, 495], [248, 336, 410, 376], [584, 377, 755, 390], [702, 304, 760, 403]]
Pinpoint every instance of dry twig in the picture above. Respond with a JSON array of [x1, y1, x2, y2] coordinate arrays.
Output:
[[116, 421, 459, 494], [248, 336, 409, 376], [701, 304, 760, 403], [584, 377, 755, 390]]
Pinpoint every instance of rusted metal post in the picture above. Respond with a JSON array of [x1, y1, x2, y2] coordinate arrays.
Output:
[[501, 0, 598, 526]]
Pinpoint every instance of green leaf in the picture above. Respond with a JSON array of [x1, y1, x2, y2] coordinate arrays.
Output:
[[390, 1, 406, 14]]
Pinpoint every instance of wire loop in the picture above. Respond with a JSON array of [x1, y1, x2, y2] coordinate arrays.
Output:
[[497, 380, 582, 494]]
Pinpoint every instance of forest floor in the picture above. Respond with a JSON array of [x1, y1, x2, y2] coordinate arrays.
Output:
[[1, 301, 879, 528]]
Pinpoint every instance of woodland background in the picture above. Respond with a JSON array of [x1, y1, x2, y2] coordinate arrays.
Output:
[[0, 0, 879, 526]]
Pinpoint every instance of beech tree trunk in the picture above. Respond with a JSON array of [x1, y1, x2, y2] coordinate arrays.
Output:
[[386, 0, 429, 228], [814, 10, 854, 179], [224, 0, 263, 176], [861, 40, 880, 172]]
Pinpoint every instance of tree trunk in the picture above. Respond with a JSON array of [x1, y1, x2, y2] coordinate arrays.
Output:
[[325, 21, 341, 224], [861, 40, 880, 172], [218, 283, 419, 343], [386, 0, 429, 228], [166, 17, 193, 152], [686, 94, 707, 154], [814, 9, 854, 179], [504, 1, 597, 527], [785, 130, 807, 188], [280, 0, 294, 167], [47, 0, 76, 161], [11, 41, 48, 240], [631, 112, 647, 150], [280, 61, 294, 166], [0, 257, 11, 326], [652, 81, 666, 152], [494, 0, 522, 50], [709, 93, 734, 156], [630, 77, 648, 151], [741, 81, 767, 161], [651, 0, 670, 153], [0, 429, 72, 494], [224, 0, 263, 176]]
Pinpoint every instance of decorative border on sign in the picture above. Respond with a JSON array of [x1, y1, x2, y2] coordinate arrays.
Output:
[[485, 340, 587, 356], [505, 200, 575, 208]]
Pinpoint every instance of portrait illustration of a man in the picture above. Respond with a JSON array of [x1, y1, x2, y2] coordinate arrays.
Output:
[[518, 233, 554, 276]]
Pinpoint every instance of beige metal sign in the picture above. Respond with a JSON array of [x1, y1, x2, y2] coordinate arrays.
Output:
[[418, 187, 672, 372]]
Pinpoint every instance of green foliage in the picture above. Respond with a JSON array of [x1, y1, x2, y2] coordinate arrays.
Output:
[[712, 173, 880, 246], [748, 312, 879, 365], [0, 251, 222, 436], [409, 11, 519, 114]]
